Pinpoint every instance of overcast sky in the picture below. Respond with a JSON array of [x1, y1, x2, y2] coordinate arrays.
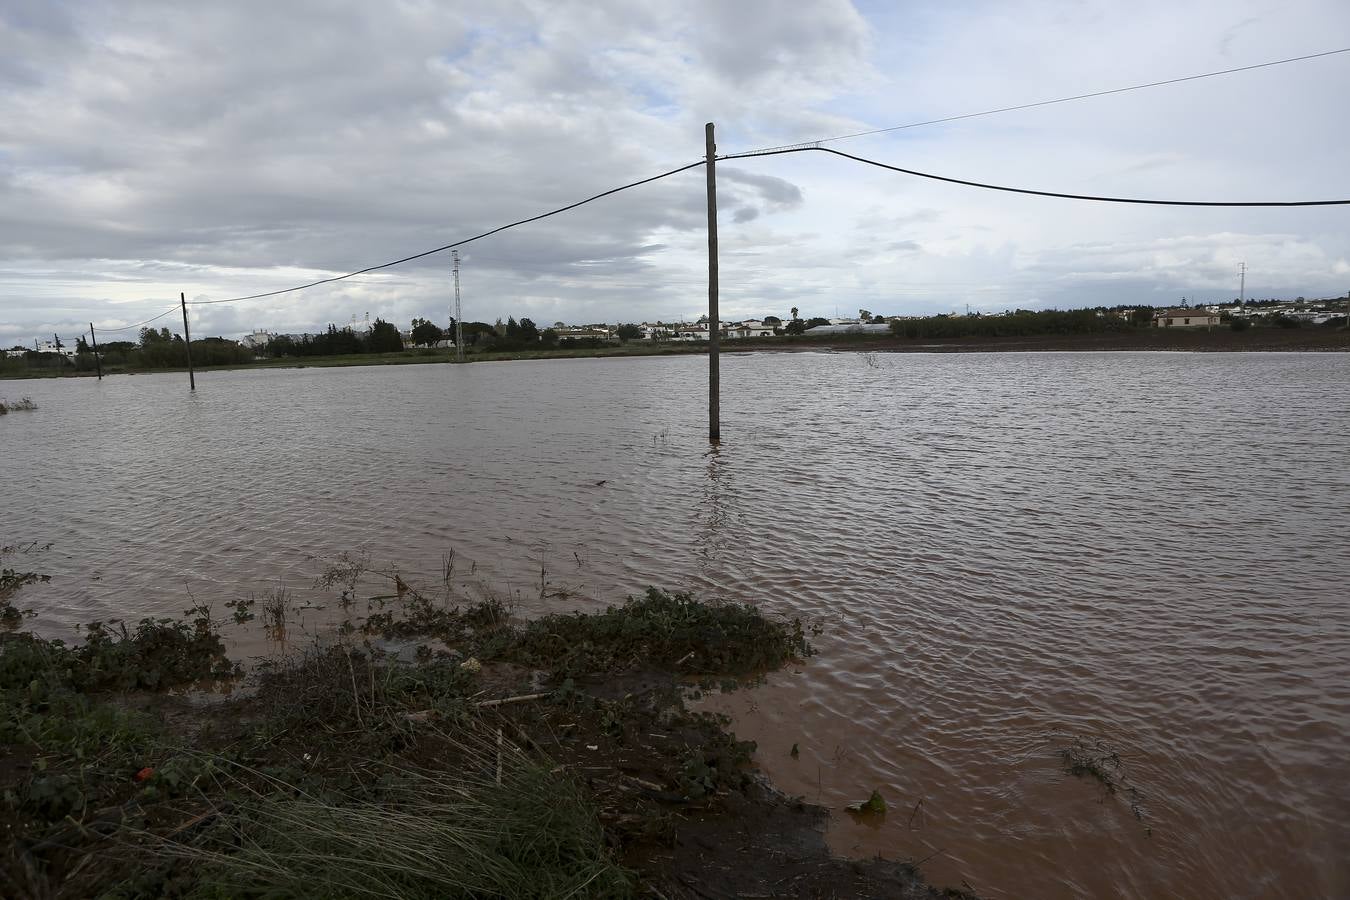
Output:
[[2, 0, 1348, 345]]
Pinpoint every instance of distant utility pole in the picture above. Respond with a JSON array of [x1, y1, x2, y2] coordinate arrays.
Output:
[[705, 121, 720, 443], [180, 292, 195, 391], [1239, 262, 1246, 309], [451, 249, 464, 362], [89, 323, 102, 380]]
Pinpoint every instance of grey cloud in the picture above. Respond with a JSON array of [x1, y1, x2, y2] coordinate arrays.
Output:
[[2, 0, 1347, 344], [689, 0, 869, 86], [719, 168, 803, 208]]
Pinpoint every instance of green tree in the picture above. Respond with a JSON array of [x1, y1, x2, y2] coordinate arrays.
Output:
[[805, 317, 830, 329], [137, 326, 186, 367], [784, 319, 806, 335], [461, 322, 496, 347], [615, 323, 642, 342], [368, 319, 404, 353], [790, 307, 799, 321], [76, 336, 91, 354], [518, 318, 540, 342], [266, 334, 297, 357], [411, 318, 444, 346], [140, 326, 172, 346]]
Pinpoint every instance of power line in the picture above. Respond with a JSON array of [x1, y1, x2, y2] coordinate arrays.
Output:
[[736, 47, 1350, 155], [722, 146, 1350, 206], [92, 305, 180, 333], [190, 160, 706, 306], [108, 127, 1342, 322]]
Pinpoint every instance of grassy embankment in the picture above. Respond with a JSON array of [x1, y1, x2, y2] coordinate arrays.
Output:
[[0, 552, 967, 899]]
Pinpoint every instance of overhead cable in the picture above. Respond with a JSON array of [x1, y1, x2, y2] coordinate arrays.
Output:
[[736, 47, 1350, 155], [92, 305, 181, 333], [190, 160, 707, 305], [720, 146, 1350, 206]]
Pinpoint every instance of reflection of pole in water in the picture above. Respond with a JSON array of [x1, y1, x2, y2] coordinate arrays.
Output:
[[696, 446, 730, 571]]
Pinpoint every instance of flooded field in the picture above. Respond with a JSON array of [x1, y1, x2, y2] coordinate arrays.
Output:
[[2, 351, 1347, 898]]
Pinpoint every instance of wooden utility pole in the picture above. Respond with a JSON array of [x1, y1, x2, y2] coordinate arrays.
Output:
[[89, 323, 102, 380], [705, 122, 720, 443], [180, 292, 195, 390], [452, 250, 464, 362]]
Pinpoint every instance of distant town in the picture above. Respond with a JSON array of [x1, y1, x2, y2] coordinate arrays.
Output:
[[5, 294, 1348, 372]]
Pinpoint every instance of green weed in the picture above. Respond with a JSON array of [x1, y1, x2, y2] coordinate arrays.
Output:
[[499, 587, 812, 678]]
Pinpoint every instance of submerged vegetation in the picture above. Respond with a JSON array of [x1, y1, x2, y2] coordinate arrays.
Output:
[[0, 397, 38, 413], [1060, 737, 1150, 834], [1, 542, 50, 629]]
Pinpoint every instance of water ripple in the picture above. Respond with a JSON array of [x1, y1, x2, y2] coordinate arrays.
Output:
[[2, 351, 1348, 899]]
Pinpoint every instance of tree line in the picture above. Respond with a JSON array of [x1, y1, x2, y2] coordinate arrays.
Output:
[[888, 308, 1133, 339], [260, 320, 404, 358], [2, 327, 256, 373], [258, 316, 649, 358]]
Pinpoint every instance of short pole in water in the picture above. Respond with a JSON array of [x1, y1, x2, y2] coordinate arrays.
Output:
[[180, 292, 195, 390]]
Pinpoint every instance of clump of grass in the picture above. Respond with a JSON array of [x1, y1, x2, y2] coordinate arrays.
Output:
[[149, 737, 633, 899], [497, 587, 812, 678], [254, 645, 478, 745], [259, 585, 293, 641]]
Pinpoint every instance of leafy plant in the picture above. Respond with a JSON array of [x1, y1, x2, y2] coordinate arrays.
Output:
[[499, 588, 812, 677]]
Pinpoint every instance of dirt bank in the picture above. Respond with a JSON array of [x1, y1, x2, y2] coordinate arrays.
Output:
[[0, 563, 973, 899]]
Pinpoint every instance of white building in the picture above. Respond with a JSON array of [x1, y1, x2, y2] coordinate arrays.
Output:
[[239, 330, 275, 350], [1154, 309, 1219, 328], [726, 320, 776, 338], [670, 324, 710, 341], [35, 340, 78, 358], [556, 326, 613, 341]]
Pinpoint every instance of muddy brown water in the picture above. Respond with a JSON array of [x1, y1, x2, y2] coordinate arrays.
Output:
[[2, 352, 1347, 899]]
